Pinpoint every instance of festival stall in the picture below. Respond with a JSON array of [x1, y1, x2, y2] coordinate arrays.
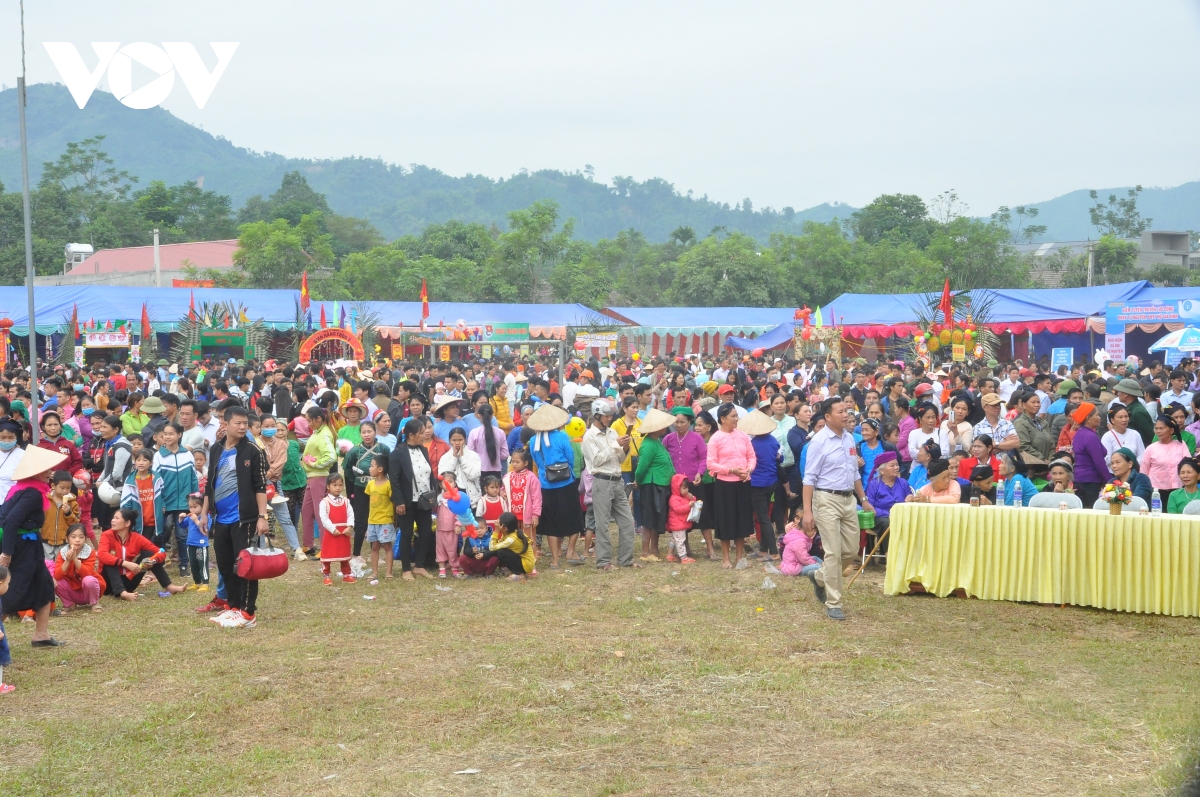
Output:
[[600, 306, 799, 357], [0, 286, 299, 363], [819, 281, 1158, 363], [363, 301, 608, 361]]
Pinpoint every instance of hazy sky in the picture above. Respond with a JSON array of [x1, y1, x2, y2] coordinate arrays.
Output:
[[2, 1, 1199, 214]]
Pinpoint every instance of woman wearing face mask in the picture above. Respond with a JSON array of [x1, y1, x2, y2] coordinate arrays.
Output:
[[65, 394, 96, 451], [0, 418, 27, 506]]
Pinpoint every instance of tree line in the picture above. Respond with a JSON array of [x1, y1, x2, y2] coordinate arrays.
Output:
[[0, 137, 1178, 307]]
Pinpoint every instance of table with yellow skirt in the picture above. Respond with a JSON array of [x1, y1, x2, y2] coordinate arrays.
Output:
[[883, 503, 1200, 617]]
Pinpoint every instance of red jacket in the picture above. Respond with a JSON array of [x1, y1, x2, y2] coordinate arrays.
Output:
[[97, 528, 165, 568], [38, 436, 83, 475], [666, 473, 695, 532], [54, 544, 106, 595]]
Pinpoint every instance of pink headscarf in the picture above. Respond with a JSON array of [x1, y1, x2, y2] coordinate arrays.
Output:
[[6, 477, 52, 512]]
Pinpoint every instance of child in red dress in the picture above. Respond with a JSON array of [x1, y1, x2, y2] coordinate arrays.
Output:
[[318, 474, 355, 586], [502, 449, 542, 554], [474, 476, 509, 536]]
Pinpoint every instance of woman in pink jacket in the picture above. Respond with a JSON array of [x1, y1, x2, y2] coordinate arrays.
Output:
[[706, 404, 756, 568]]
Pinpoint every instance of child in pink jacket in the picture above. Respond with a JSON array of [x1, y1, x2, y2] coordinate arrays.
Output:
[[779, 507, 821, 577], [665, 474, 697, 564]]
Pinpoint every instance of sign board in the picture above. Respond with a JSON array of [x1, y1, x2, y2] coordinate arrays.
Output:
[[438, 345, 451, 361], [1105, 334, 1125, 363], [481, 345, 493, 359], [84, 332, 130, 348], [1106, 300, 1191, 332], [519, 345, 530, 356], [298, 327, 364, 363], [199, 330, 246, 347], [1051, 348, 1074, 371], [171, 279, 214, 288], [74, 348, 84, 367], [484, 323, 530, 341], [1166, 349, 1195, 367], [390, 344, 403, 360], [576, 332, 619, 348], [951, 343, 965, 362], [130, 344, 140, 362]]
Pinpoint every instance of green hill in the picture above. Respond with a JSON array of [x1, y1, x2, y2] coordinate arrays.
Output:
[[4, 83, 1194, 242], [0, 83, 853, 241]]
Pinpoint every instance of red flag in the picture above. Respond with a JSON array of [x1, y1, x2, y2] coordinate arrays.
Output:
[[141, 303, 152, 340], [189, 291, 198, 322], [319, 304, 327, 329], [71, 304, 80, 340], [938, 278, 953, 328], [300, 272, 310, 312], [223, 312, 231, 329], [420, 278, 429, 322]]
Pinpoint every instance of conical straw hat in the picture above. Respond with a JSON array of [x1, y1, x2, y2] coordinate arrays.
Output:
[[637, 407, 675, 435], [12, 446, 67, 481], [738, 409, 779, 436]]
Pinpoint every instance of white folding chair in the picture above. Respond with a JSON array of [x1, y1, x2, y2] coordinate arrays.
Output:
[[1029, 492, 1081, 509]]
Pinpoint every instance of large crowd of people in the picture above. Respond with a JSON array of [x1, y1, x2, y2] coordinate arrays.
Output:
[[0, 347, 1197, 692]]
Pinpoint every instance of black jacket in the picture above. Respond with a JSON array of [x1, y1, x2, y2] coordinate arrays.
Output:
[[389, 443, 437, 507], [204, 436, 268, 523]]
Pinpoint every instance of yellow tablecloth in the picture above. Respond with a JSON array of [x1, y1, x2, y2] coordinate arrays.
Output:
[[883, 503, 1200, 617]]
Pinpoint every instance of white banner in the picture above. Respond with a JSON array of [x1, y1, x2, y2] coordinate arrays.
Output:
[[85, 332, 130, 348]]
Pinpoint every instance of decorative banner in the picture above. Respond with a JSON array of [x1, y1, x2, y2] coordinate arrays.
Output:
[[130, 344, 140, 362], [951, 344, 965, 362], [481, 345, 493, 359], [171, 279, 214, 287], [390, 344, 403, 360], [1050, 348, 1073, 371], [438, 345, 451, 362], [74, 348, 84, 367], [519, 345, 530, 356], [84, 331, 130, 348], [298, 327, 365, 362], [1105, 334, 1125, 363]]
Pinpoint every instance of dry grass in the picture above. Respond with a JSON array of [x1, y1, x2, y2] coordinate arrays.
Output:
[[2, 541, 1199, 797]]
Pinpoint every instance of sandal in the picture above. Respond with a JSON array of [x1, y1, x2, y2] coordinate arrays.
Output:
[[91, 604, 103, 613], [401, 571, 415, 581]]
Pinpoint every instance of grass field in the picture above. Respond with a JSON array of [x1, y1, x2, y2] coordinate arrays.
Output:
[[2, 547, 1199, 797]]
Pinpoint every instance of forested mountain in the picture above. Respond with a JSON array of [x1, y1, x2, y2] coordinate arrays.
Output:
[[0, 84, 851, 242]]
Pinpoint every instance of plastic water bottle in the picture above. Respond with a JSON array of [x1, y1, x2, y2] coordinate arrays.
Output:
[[995, 478, 1005, 506], [1012, 479, 1022, 508], [1151, 489, 1162, 514]]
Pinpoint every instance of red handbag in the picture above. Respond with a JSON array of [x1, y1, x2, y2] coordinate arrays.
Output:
[[236, 535, 290, 580]]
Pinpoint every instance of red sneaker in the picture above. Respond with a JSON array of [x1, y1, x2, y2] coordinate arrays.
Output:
[[195, 597, 229, 614], [342, 575, 356, 584], [323, 576, 332, 586]]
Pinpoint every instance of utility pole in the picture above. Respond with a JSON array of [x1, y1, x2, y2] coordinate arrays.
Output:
[[17, 0, 39, 443], [1087, 242, 1095, 287], [153, 228, 161, 287]]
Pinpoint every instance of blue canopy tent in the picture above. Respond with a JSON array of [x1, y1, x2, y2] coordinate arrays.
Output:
[[357, 301, 610, 338], [725, 322, 796, 351], [0, 286, 301, 335], [603, 306, 799, 356]]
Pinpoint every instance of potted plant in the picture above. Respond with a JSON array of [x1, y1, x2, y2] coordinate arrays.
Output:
[[1100, 479, 1133, 515]]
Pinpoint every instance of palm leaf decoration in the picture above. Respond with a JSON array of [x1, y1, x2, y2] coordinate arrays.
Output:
[[908, 289, 999, 365]]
